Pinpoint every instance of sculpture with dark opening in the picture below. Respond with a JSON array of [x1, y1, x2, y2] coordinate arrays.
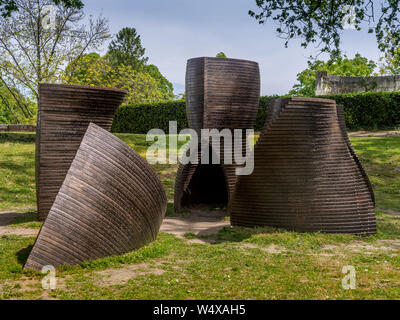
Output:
[[174, 145, 235, 213], [181, 164, 228, 208], [36, 84, 127, 221], [230, 97, 376, 235], [174, 57, 260, 213]]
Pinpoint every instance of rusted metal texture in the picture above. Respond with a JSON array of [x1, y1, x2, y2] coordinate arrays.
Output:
[[25, 123, 167, 270], [36, 83, 127, 221], [174, 57, 260, 213], [186, 57, 260, 132], [230, 97, 376, 235]]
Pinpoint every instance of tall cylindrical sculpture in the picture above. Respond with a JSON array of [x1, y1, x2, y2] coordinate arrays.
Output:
[[36, 84, 127, 220], [174, 57, 260, 213], [230, 97, 376, 235], [25, 123, 167, 270]]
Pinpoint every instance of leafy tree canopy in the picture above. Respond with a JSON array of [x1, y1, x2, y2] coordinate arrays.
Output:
[[106, 27, 174, 100], [107, 27, 148, 70], [0, 0, 108, 123], [64, 52, 101, 82], [144, 64, 174, 100], [216, 52, 227, 58], [0, 0, 83, 17], [0, 82, 35, 123], [380, 43, 400, 75], [64, 53, 168, 104], [249, 0, 400, 57], [66, 26, 175, 103], [289, 53, 377, 96]]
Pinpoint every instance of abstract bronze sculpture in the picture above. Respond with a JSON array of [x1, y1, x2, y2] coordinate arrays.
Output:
[[174, 57, 260, 213], [25, 123, 167, 270], [230, 97, 376, 235], [36, 84, 127, 220]]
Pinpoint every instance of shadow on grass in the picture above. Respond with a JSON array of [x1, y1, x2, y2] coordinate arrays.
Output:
[[11, 211, 38, 225], [186, 225, 280, 244], [165, 202, 177, 217], [185, 224, 381, 251], [375, 212, 400, 239], [17, 244, 33, 266], [0, 133, 36, 144], [185, 213, 400, 250]]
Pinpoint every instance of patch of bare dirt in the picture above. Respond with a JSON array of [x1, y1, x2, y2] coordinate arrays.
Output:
[[320, 241, 400, 255], [160, 208, 230, 242], [377, 208, 400, 216], [0, 226, 38, 237], [1, 276, 63, 300], [348, 130, 400, 137], [94, 260, 167, 286], [185, 238, 216, 244], [236, 243, 286, 254], [0, 211, 39, 237], [377, 240, 400, 250]]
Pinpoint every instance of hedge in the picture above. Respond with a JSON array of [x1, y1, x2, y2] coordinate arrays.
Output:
[[320, 91, 400, 130], [111, 91, 400, 133], [111, 100, 188, 133]]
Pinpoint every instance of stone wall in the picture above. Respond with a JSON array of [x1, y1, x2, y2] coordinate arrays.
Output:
[[315, 71, 400, 95], [0, 124, 36, 132]]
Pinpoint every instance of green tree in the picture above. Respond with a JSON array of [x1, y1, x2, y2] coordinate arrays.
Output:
[[107, 27, 148, 70], [144, 64, 174, 100], [249, 1, 400, 57], [216, 52, 227, 58], [64, 52, 101, 83], [289, 54, 377, 96], [64, 54, 165, 105], [0, 83, 35, 123], [379, 37, 400, 75], [0, 0, 109, 122], [106, 27, 174, 101], [0, 0, 83, 17]]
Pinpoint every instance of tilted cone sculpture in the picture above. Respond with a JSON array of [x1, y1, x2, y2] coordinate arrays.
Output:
[[25, 123, 167, 270], [174, 57, 260, 213], [230, 97, 376, 235], [36, 84, 127, 221]]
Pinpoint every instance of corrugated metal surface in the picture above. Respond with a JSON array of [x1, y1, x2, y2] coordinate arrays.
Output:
[[25, 123, 167, 270], [36, 84, 127, 220], [230, 97, 376, 235], [174, 57, 260, 213]]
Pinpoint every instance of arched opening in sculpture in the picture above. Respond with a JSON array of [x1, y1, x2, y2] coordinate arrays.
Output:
[[181, 164, 229, 210]]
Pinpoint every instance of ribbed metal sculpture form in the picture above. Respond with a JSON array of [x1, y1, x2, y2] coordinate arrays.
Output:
[[174, 57, 260, 213], [174, 146, 238, 213], [230, 97, 376, 235], [25, 123, 167, 270], [36, 84, 127, 221]]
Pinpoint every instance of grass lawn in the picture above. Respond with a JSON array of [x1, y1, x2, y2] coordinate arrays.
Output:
[[0, 132, 399, 299]]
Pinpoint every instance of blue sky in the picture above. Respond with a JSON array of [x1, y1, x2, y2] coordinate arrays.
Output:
[[83, 0, 383, 95]]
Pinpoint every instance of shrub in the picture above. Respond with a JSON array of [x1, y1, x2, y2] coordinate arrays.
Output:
[[253, 95, 279, 131], [320, 91, 400, 130], [111, 100, 187, 133], [111, 92, 400, 133], [112, 98, 276, 133]]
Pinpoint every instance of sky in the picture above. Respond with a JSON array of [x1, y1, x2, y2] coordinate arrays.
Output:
[[83, 0, 384, 96]]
